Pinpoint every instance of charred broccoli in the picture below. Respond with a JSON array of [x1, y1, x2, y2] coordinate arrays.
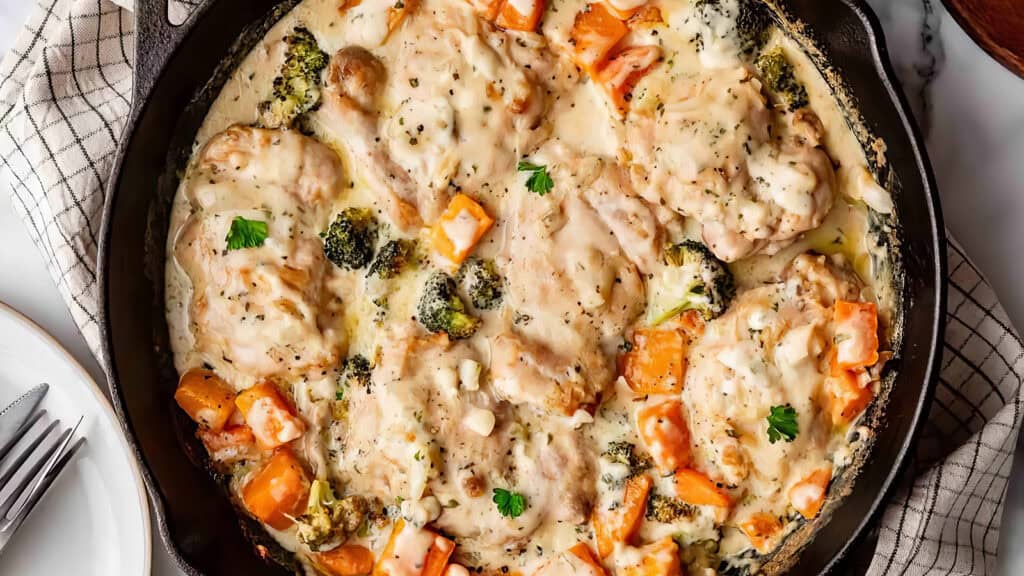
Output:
[[259, 27, 329, 129], [322, 208, 378, 270], [646, 493, 696, 523], [646, 240, 735, 325], [368, 239, 417, 279], [696, 0, 773, 58], [294, 480, 368, 552], [416, 271, 481, 339], [601, 441, 652, 476], [755, 47, 809, 110], [457, 257, 503, 310], [342, 355, 372, 389]]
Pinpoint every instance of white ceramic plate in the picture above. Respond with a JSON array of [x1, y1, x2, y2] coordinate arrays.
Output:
[[0, 301, 151, 575]]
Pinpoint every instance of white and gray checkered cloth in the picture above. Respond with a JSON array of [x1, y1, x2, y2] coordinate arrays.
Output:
[[1, 1, 1021, 575]]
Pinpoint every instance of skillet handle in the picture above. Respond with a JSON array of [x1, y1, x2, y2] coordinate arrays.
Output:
[[132, 0, 203, 107]]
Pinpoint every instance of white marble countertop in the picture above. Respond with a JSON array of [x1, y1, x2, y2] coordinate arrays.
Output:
[[1, 0, 1023, 574]]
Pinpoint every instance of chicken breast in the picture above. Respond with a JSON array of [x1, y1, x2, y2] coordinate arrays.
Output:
[[627, 66, 836, 262], [582, 161, 664, 275], [172, 126, 346, 384], [493, 150, 646, 414], [317, 46, 430, 231], [336, 323, 595, 562], [316, 3, 566, 230], [683, 254, 859, 517]]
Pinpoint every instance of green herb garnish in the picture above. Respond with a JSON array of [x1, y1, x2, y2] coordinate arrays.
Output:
[[225, 216, 269, 251], [517, 161, 554, 196], [767, 404, 799, 444], [492, 488, 527, 518]]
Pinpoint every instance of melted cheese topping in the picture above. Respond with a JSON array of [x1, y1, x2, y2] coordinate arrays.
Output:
[[166, 0, 896, 573]]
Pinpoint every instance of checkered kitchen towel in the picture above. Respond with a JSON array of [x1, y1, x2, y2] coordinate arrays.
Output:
[[1, 1, 1022, 574]]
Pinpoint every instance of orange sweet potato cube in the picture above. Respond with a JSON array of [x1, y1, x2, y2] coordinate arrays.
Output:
[[430, 194, 494, 268], [570, 3, 629, 75], [317, 545, 376, 576], [496, 0, 546, 31], [235, 382, 306, 449], [789, 466, 832, 519], [833, 300, 880, 371], [596, 45, 660, 114], [241, 449, 310, 530], [593, 474, 651, 558], [174, 368, 236, 431], [739, 513, 784, 553], [636, 400, 691, 474], [620, 329, 686, 395], [673, 468, 730, 508]]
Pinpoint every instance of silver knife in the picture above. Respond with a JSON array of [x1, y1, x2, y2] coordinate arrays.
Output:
[[0, 384, 49, 460]]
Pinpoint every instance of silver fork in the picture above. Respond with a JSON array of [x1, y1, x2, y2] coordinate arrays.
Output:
[[0, 384, 83, 555]]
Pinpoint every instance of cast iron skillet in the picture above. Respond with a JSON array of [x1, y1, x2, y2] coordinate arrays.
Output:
[[98, 1, 947, 574]]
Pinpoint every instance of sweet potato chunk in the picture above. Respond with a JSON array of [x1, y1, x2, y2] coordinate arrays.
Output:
[[626, 5, 662, 29], [593, 474, 652, 558], [174, 368, 236, 431], [495, 0, 546, 31], [570, 3, 629, 75], [673, 468, 730, 508], [620, 329, 686, 395], [739, 513, 783, 553], [595, 45, 660, 114], [789, 466, 832, 519], [430, 193, 495, 268], [567, 543, 607, 576], [636, 400, 691, 473], [833, 300, 879, 371], [317, 545, 376, 576], [235, 381, 306, 449], [823, 368, 873, 425], [373, 519, 456, 576], [242, 449, 310, 530]]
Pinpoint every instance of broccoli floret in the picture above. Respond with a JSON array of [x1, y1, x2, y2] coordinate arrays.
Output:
[[258, 27, 329, 128], [734, 0, 772, 56], [680, 539, 722, 575], [601, 441, 652, 476], [342, 355, 372, 388], [294, 480, 368, 552], [368, 239, 417, 279], [755, 47, 809, 110], [322, 208, 378, 270], [696, 0, 772, 58], [647, 240, 735, 325], [457, 258, 504, 310], [646, 493, 696, 523], [334, 355, 371, 417], [416, 271, 481, 339]]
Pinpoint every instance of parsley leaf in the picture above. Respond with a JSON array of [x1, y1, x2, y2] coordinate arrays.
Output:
[[517, 161, 554, 196], [225, 216, 269, 251], [766, 404, 799, 444], [492, 488, 527, 518]]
